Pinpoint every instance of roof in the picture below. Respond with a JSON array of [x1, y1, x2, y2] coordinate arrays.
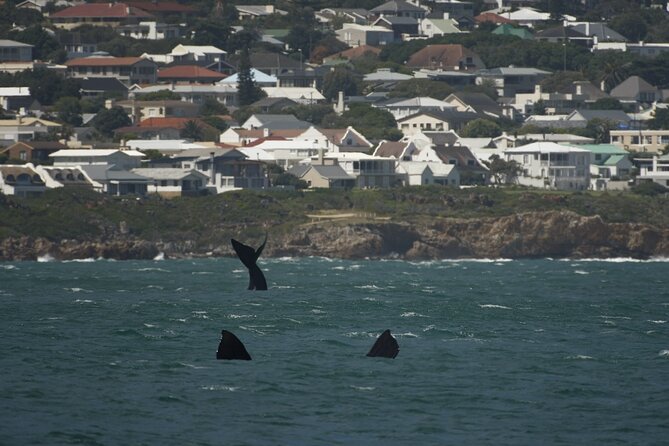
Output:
[[375, 141, 408, 158], [6, 140, 66, 150], [131, 168, 207, 180], [374, 16, 419, 25], [535, 26, 586, 39], [219, 68, 277, 84], [474, 12, 515, 24], [158, 65, 226, 80], [569, 23, 626, 42], [65, 56, 147, 67], [423, 18, 461, 34], [371, 0, 426, 13], [386, 97, 455, 108], [610, 76, 658, 99], [505, 142, 589, 153], [604, 154, 627, 166], [0, 39, 33, 48], [51, 3, 153, 18], [41, 167, 91, 186], [492, 24, 533, 39], [406, 44, 480, 69], [397, 109, 480, 123], [478, 66, 550, 76], [125, 1, 195, 13], [0, 87, 31, 96], [364, 69, 413, 82], [325, 45, 382, 61], [569, 109, 631, 122], [308, 164, 355, 180], [0, 117, 60, 127], [136, 117, 211, 129], [263, 87, 326, 102], [579, 144, 628, 154], [79, 77, 129, 92], [244, 114, 312, 130], [80, 165, 149, 182], [0, 165, 44, 184], [50, 149, 144, 158]]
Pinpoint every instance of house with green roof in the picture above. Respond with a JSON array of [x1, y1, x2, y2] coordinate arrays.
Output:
[[579, 144, 633, 190], [492, 24, 533, 40]]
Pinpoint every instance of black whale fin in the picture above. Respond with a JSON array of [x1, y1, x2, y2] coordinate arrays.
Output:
[[231, 235, 268, 290], [366, 329, 399, 359], [216, 330, 252, 360]]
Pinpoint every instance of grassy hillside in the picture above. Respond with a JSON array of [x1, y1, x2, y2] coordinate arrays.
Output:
[[1, 187, 668, 246]]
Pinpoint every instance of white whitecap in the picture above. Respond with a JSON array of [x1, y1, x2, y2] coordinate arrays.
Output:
[[658, 350, 669, 357], [228, 314, 255, 319], [74, 299, 93, 303], [355, 284, 381, 290], [66, 287, 92, 293], [144, 323, 156, 328], [311, 309, 326, 314], [138, 268, 170, 273], [574, 270, 589, 275], [350, 386, 375, 391], [64, 258, 95, 263], [0, 265, 18, 270], [479, 304, 511, 310], [37, 254, 55, 263], [401, 312, 427, 318], [648, 320, 667, 324], [395, 332, 418, 338], [201, 385, 239, 391], [153, 252, 165, 261], [566, 355, 593, 360]]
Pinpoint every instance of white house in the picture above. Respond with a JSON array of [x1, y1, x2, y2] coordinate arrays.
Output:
[[306, 152, 399, 188], [396, 161, 460, 186], [132, 168, 209, 197], [579, 143, 633, 190], [261, 87, 325, 105], [504, 142, 590, 190], [49, 149, 145, 170], [636, 155, 669, 187], [0, 164, 47, 197], [380, 97, 456, 119]]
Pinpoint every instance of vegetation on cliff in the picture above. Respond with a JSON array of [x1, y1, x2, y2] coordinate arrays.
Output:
[[1, 188, 668, 250]]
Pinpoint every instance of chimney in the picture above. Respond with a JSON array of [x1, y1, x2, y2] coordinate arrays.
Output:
[[575, 82, 582, 95], [335, 90, 345, 115], [653, 155, 658, 172], [105, 99, 114, 109], [317, 148, 324, 165], [263, 128, 270, 137]]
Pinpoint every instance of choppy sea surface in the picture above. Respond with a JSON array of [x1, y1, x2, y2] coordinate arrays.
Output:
[[1, 256, 668, 445]]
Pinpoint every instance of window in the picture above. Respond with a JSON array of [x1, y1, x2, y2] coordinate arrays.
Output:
[[19, 150, 27, 161]]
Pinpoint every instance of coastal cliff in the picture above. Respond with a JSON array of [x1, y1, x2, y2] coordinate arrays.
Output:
[[2, 211, 668, 261]]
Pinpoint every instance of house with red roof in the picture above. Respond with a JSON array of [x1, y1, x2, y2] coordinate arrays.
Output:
[[125, 1, 196, 17], [157, 65, 226, 84], [114, 117, 220, 141], [406, 44, 485, 71], [50, 2, 154, 29], [64, 56, 158, 85]]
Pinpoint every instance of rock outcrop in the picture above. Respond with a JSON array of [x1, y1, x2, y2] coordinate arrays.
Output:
[[1, 211, 668, 261]]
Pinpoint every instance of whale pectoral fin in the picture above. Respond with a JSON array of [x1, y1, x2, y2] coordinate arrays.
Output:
[[231, 238, 256, 269], [366, 329, 399, 359], [217, 329, 252, 360]]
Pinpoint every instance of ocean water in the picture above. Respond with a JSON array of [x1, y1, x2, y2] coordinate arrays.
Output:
[[1, 256, 668, 445]]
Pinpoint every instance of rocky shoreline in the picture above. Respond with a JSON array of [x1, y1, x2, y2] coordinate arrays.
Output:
[[2, 211, 668, 261]]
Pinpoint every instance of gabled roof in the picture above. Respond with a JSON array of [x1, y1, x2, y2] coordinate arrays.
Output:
[[65, 56, 148, 67], [307, 164, 355, 181], [535, 26, 586, 39], [126, 2, 195, 13], [569, 23, 626, 42], [79, 77, 129, 92], [474, 12, 515, 24], [51, 2, 153, 18], [406, 44, 481, 69], [492, 24, 533, 39], [219, 68, 277, 84], [397, 109, 479, 123], [364, 68, 412, 82], [445, 92, 503, 117], [158, 65, 226, 80], [325, 45, 382, 61], [386, 96, 455, 108], [579, 144, 628, 155], [373, 15, 419, 26], [6, 140, 66, 150], [0, 39, 33, 48], [131, 168, 207, 180], [244, 114, 312, 130], [371, 0, 426, 13], [505, 141, 589, 153], [80, 165, 149, 182], [374, 140, 409, 158], [568, 109, 630, 122]]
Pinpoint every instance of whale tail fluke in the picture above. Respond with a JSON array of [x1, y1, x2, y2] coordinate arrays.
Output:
[[366, 329, 399, 359], [216, 330, 252, 360], [231, 235, 268, 290]]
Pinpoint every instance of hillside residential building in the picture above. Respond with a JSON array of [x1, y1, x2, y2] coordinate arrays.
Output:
[[475, 67, 551, 97], [397, 110, 479, 136], [504, 142, 590, 190], [370, 0, 427, 19], [64, 56, 158, 85], [49, 2, 154, 29], [0, 40, 33, 62], [49, 149, 144, 170], [335, 23, 395, 47], [396, 161, 460, 186], [610, 130, 669, 153], [307, 152, 399, 188], [133, 84, 238, 107], [580, 144, 633, 190], [0, 164, 47, 197], [418, 17, 462, 37], [1, 141, 67, 163], [406, 44, 485, 71], [0, 117, 61, 143], [131, 168, 209, 197], [289, 158, 356, 189], [635, 155, 669, 187], [116, 21, 185, 40]]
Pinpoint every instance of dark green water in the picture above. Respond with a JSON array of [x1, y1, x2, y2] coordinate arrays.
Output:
[[1, 257, 668, 445]]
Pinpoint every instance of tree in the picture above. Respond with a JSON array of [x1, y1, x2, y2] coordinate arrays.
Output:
[[460, 119, 502, 138], [136, 90, 181, 101], [200, 97, 229, 116], [483, 155, 522, 185], [322, 66, 360, 101], [648, 108, 669, 130], [180, 120, 204, 141], [590, 97, 624, 110], [284, 104, 334, 125], [321, 103, 402, 142], [237, 48, 266, 107], [54, 96, 82, 126], [91, 106, 131, 137], [609, 12, 648, 42]]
